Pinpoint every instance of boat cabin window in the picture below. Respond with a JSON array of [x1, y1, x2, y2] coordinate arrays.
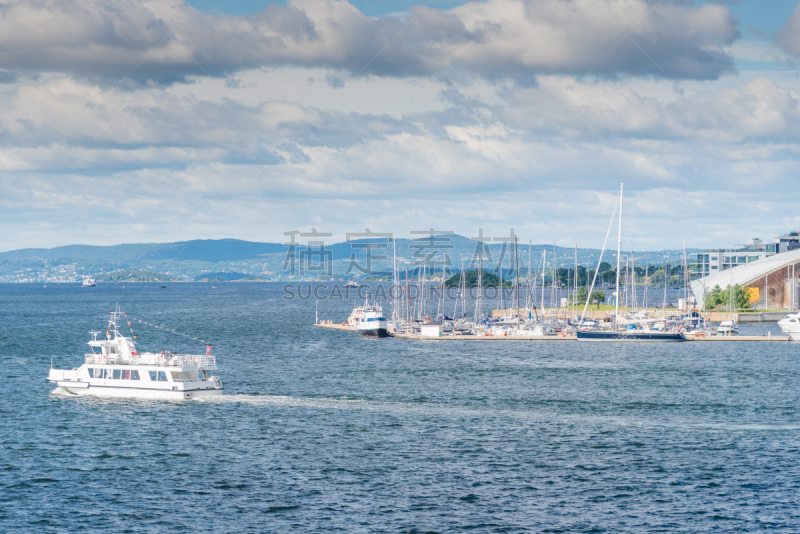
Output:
[[88, 368, 94, 378], [131, 370, 140, 380], [113, 369, 121, 379], [122, 370, 130, 380], [158, 371, 168, 382], [91, 346, 102, 354], [149, 371, 157, 381], [171, 371, 200, 381]]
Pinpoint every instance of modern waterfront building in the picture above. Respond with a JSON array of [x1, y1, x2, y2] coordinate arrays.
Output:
[[690, 248, 800, 310], [690, 232, 800, 279]]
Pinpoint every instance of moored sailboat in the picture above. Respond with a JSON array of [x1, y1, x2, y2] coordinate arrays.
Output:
[[576, 183, 684, 342]]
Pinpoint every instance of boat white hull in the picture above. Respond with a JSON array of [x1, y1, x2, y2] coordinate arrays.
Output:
[[54, 382, 223, 400]]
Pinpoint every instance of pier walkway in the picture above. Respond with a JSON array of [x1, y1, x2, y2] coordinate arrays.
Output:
[[313, 323, 792, 342]]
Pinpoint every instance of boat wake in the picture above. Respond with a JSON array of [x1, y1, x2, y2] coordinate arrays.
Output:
[[50, 387, 77, 396], [192, 394, 375, 409]]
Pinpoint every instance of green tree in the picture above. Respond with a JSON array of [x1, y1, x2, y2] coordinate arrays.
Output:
[[705, 285, 723, 309], [444, 269, 509, 288], [590, 289, 606, 309], [572, 286, 588, 305], [705, 284, 751, 310], [734, 284, 752, 310]]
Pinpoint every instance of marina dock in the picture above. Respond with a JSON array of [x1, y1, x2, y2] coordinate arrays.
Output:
[[682, 333, 791, 342], [314, 323, 793, 342], [314, 322, 357, 333]]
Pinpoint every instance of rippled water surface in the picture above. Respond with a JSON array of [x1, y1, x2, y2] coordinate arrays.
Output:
[[1, 283, 799, 532]]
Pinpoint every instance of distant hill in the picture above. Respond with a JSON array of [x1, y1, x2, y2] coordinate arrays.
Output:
[[0, 239, 284, 263], [193, 271, 255, 282], [0, 236, 700, 283]]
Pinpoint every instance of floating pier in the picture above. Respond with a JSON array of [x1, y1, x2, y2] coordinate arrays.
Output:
[[314, 322, 357, 333], [314, 323, 793, 342], [683, 333, 791, 342]]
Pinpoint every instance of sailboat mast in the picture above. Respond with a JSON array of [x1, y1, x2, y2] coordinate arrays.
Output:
[[542, 249, 546, 314], [614, 183, 624, 329], [515, 233, 520, 317], [574, 244, 578, 320], [633, 257, 636, 310], [392, 235, 398, 321], [551, 242, 556, 309], [500, 258, 504, 313], [662, 261, 667, 316]]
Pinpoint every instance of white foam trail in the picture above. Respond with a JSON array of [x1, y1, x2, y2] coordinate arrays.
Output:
[[193, 394, 375, 409]]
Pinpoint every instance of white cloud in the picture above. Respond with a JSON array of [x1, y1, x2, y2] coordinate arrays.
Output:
[[0, 0, 738, 82]]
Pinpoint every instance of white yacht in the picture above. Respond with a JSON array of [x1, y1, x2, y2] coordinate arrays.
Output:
[[717, 319, 739, 336], [82, 277, 96, 287], [343, 280, 361, 288], [47, 311, 223, 400], [778, 313, 800, 340], [355, 297, 388, 337]]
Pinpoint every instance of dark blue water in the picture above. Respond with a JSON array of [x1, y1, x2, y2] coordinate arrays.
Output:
[[1, 283, 799, 533]]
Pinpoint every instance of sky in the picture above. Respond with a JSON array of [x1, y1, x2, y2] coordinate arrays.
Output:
[[2, 0, 800, 252]]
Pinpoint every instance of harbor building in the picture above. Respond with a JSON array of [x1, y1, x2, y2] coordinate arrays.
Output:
[[691, 248, 800, 311], [690, 232, 800, 279]]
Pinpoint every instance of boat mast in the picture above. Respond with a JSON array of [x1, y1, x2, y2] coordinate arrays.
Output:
[[551, 242, 556, 310], [729, 248, 734, 320], [662, 262, 667, 316], [574, 244, 578, 320], [529, 240, 533, 319], [683, 239, 688, 307], [406, 269, 410, 323], [614, 182, 624, 330], [500, 257, 504, 313], [392, 234, 398, 321], [515, 232, 520, 319], [542, 249, 546, 315], [476, 246, 483, 323], [633, 257, 636, 310], [566, 249, 571, 322]]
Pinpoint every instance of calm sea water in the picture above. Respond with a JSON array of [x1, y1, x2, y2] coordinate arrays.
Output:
[[1, 283, 799, 533]]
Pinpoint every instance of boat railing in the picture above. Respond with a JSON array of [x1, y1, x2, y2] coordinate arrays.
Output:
[[83, 353, 217, 367]]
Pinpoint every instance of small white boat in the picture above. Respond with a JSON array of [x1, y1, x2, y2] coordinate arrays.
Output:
[[717, 320, 739, 336], [343, 280, 361, 288], [82, 277, 96, 287], [778, 313, 800, 340], [47, 310, 223, 400]]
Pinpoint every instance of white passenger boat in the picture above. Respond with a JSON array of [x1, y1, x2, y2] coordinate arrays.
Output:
[[355, 297, 388, 337], [47, 311, 223, 400], [82, 277, 96, 287]]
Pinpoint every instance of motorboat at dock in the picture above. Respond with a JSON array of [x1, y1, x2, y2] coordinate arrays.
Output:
[[778, 313, 800, 340], [352, 297, 388, 337], [47, 310, 223, 399]]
